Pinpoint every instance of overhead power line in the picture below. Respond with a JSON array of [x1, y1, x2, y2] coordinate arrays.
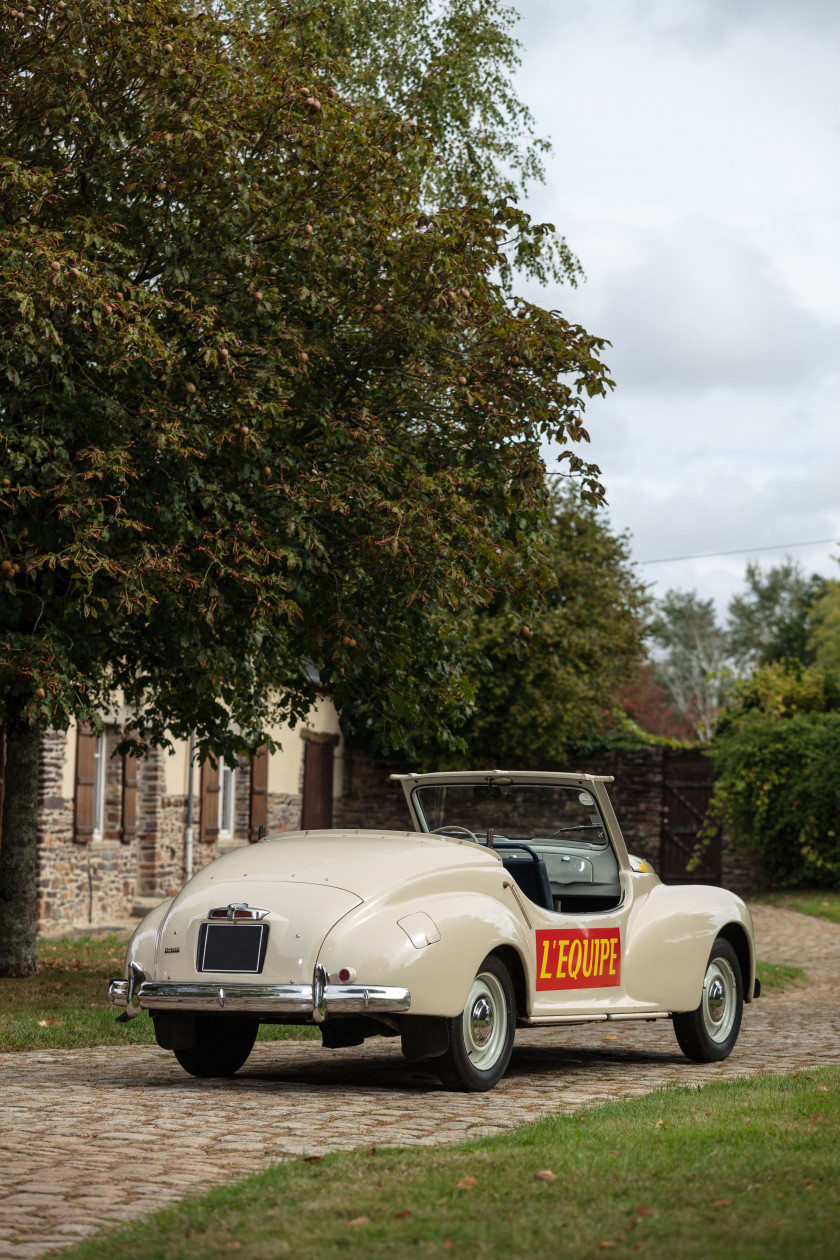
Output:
[[637, 537, 838, 566]]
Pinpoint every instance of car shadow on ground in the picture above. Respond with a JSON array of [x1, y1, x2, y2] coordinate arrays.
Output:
[[132, 1037, 689, 1095]]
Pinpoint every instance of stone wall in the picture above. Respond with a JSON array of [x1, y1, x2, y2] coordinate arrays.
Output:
[[335, 744, 760, 895], [36, 729, 143, 927], [568, 747, 666, 870], [720, 829, 763, 897], [336, 747, 414, 832], [268, 792, 303, 833]]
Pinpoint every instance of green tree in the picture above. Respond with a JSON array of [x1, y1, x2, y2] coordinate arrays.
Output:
[[0, 2, 610, 973], [648, 592, 732, 741], [405, 488, 647, 768], [727, 559, 826, 670], [236, 0, 580, 287], [809, 577, 840, 672]]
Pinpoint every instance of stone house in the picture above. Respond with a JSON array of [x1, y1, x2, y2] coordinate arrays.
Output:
[[27, 698, 346, 930]]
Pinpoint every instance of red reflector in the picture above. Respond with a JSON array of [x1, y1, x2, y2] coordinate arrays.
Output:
[[338, 968, 351, 983]]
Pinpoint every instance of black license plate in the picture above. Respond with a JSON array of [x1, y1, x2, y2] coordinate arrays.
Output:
[[197, 923, 269, 973]]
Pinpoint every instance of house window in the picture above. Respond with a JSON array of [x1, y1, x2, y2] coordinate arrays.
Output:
[[92, 734, 106, 841], [218, 758, 235, 838]]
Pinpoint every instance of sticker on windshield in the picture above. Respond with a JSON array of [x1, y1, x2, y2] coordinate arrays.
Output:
[[578, 791, 594, 806], [535, 928, 621, 990]]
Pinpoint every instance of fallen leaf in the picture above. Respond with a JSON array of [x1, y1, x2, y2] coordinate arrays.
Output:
[[37, 1019, 54, 1027], [711, 1199, 733, 1208], [609, 1149, 620, 1156], [810, 1114, 823, 1123], [347, 1216, 370, 1227], [393, 1209, 411, 1220], [507, 1210, 514, 1221], [604, 1035, 618, 1040], [599, 1242, 617, 1249], [226, 1244, 241, 1252], [456, 1176, 477, 1190], [534, 1170, 556, 1182], [444, 1238, 452, 1249], [636, 1205, 652, 1217], [817, 1085, 828, 1092], [303, 1155, 323, 1163], [653, 1120, 664, 1129]]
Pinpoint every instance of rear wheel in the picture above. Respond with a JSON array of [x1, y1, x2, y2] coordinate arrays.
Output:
[[173, 1015, 259, 1078], [673, 937, 743, 1063], [437, 954, 515, 1092]]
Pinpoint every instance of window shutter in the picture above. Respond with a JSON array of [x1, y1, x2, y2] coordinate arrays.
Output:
[[301, 737, 336, 830], [121, 751, 138, 844], [249, 745, 268, 842], [200, 759, 220, 842], [74, 724, 96, 843]]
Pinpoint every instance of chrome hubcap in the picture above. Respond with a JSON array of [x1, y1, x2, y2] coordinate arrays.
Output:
[[470, 996, 493, 1046], [707, 977, 725, 1022], [462, 971, 508, 1070], [702, 957, 737, 1043]]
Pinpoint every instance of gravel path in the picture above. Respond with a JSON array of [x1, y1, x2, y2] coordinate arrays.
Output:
[[1, 904, 838, 1259]]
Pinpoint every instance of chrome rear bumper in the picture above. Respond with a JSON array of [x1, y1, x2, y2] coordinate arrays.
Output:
[[108, 964, 410, 1023]]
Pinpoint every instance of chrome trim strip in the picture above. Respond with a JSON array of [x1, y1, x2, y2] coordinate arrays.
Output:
[[107, 979, 411, 1017]]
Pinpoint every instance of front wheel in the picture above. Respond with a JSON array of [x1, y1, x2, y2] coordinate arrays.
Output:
[[174, 1015, 259, 1078], [437, 954, 515, 1092], [673, 937, 743, 1063]]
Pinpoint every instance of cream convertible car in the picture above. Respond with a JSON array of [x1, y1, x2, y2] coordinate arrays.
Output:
[[109, 770, 759, 1091]]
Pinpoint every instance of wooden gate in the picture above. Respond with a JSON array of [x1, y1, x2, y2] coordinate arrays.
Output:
[[659, 749, 720, 884]]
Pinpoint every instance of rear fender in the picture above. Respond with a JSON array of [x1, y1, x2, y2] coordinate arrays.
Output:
[[318, 889, 534, 1018]]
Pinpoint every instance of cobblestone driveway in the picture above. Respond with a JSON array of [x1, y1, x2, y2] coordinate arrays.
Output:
[[1, 904, 838, 1259]]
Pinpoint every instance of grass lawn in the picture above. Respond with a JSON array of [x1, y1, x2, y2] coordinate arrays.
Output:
[[753, 892, 840, 926], [754, 960, 807, 991], [0, 936, 319, 1053], [58, 1066, 840, 1260]]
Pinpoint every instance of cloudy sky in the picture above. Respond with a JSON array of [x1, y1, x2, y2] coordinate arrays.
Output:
[[510, 0, 840, 612]]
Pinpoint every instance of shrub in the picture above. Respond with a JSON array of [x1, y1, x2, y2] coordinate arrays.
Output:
[[710, 705, 840, 890]]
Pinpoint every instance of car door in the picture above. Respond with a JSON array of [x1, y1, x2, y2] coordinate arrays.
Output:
[[524, 782, 655, 1020]]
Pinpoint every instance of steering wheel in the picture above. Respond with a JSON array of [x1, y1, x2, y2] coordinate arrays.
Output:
[[435, 824, 479, 842]]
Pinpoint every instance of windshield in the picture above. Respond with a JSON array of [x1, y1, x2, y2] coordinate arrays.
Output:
[[412, 782, 607, 848]]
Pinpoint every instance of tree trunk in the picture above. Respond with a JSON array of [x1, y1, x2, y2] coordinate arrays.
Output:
[[0, 690, 41, 977]]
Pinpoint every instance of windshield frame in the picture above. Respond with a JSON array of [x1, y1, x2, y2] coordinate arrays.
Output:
[[396, 770, 630, 871]]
